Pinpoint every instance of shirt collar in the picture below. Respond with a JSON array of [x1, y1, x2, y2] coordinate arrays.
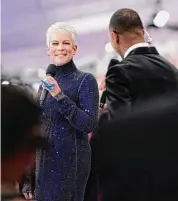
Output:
[[124, 43, 149, 58]]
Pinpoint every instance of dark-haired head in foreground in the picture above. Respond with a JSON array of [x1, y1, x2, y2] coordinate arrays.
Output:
[[109, 8, 145, 57], [1, 82, 47, 199], [92, 93, 178, 201]]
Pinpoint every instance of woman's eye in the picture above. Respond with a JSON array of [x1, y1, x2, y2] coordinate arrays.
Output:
[[52, 42, 58, 45]]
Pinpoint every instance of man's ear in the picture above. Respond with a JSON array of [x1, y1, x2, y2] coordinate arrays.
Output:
[[111, 31, 119, 44]]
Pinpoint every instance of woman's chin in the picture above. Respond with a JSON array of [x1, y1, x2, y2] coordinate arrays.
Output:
[[55, 59, 70, 66]]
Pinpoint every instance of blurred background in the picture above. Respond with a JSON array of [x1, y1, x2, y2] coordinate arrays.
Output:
[[1, 0, 178, 92]]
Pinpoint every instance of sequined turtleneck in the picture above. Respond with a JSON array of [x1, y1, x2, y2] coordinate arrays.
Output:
[[55, 59, 77, 77], [36, 60, 99, 201]]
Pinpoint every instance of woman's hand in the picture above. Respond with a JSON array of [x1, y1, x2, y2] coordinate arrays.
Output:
[[42, 76, 61, 97]]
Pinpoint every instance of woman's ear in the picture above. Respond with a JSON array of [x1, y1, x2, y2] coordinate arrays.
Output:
[[73, 45, 77, 56]]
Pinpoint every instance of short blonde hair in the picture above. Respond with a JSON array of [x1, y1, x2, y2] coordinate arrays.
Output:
[[46, 22, 77, 46]]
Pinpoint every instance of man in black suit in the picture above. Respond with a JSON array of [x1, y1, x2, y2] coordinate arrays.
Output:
[[106, 8, 178, 119]]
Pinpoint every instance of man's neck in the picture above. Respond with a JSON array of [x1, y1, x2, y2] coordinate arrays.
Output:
[[121, 40, 148, 58], [120, 37, 144, 55]]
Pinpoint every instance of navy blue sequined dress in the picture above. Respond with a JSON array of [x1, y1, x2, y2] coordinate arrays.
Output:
[[36, 60, 99, 201]]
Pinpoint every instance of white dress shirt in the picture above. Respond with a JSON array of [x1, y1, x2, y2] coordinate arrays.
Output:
[[124, 43, 149, 58]]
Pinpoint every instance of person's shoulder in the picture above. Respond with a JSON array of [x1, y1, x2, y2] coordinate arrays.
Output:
[[108, 58, 124, 69], [112, 54, 151, 74], [107, 58, 131, 73], [106, 59, 131, 78], [77, 70, 97, 82], [159, 55, 178, 72]]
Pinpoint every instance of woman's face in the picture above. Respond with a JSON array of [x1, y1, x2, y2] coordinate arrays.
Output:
[[47, 31, 77, 66]]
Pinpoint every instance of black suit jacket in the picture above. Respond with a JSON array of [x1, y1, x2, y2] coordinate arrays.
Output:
[[106, 46, 178, 119]]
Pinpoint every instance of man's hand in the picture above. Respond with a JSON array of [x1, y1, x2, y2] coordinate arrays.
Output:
[[23, 191, 34, 200], [99, 77, 106, 92]]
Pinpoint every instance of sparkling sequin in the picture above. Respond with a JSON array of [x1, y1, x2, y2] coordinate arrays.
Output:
[[36, 60, 99, 201]]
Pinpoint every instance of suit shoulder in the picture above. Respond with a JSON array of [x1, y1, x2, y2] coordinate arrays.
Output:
[[107, 61, 130, 76], [108, 58, 132, 70]]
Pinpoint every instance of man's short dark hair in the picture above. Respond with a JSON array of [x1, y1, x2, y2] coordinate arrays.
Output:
[[109, 8, 144, 34], [1, 81, 46, 160]]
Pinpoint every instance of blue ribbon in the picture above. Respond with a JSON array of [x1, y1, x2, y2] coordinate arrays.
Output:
[[41, 80, 55, 92]]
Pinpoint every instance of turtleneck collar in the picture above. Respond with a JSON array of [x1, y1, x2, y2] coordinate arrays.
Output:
[[55, 59, 77, 77]]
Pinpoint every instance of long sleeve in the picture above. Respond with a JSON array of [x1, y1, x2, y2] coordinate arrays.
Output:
[[106, 64, 132, 119], [53, 73, 99, 134]]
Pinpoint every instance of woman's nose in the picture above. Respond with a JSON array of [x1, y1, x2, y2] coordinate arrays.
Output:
[[57, 44, 64, 51]]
